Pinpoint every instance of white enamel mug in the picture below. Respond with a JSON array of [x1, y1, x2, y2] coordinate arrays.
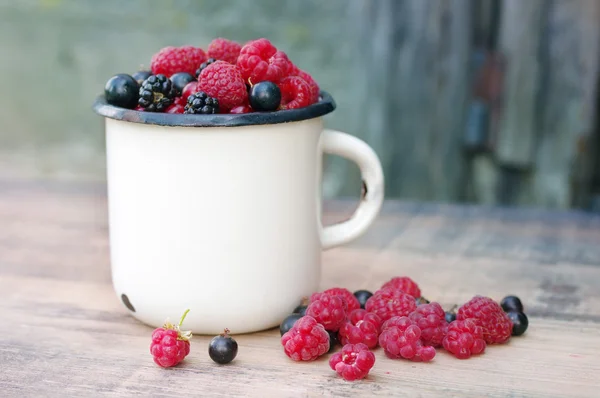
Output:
[[93, 92, 384, 334]]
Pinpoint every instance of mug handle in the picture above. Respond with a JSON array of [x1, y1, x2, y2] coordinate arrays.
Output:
[[320, 129, 385, 250]]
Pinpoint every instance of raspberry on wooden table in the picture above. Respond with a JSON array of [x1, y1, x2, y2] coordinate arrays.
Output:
[[281, 315, 330, 361], [198, 61, 248, 111], [348, 309, 383, 331], [338, 318, 380, 349], [150, 46, 207, 77], [306, 292, 347, 332], [408, 302, 447, 347], [237, 38, 290, 83], [380, 276, 422, 298], [457, 295, 513, 344], [329, 343, 375, 381], [312, 287, 361, 313], [207, 38, 242, 65], [278, 76, 312, 110], [378, 316, 436, 362], [443, 319, 486, 359], [365, 288, 417, 322], [150, 309, 192, 368]]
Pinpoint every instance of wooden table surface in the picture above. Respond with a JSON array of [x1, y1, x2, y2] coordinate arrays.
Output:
[[2, 180, 600, 397]]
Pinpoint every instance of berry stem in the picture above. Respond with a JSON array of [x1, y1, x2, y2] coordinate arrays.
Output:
[[179, 309, 190, 327]]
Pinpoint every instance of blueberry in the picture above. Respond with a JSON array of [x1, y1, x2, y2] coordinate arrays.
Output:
[[327, 330, 339, 353], [507, 311, 528, 336], [293, 305, 307, 316], [249, 81, 281, 112], [353, 290, 373, 309], [445, 311, 457, 323], [132, 70, 152, 85], [170, 72, 196, 96], [501, 295, 524, 313], [208, 329, 238, 364], [280, 313, 303, 336], [104, 74, 139, 109]]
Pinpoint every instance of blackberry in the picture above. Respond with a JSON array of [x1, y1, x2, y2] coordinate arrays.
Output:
[[138, 74, 174, 112], [104, 74, 139, 109], [353, 290, 373, 309], [132, 70, 152, 85], [195, 57, 217, 77], [184, 91, 219, 114], [208, 329, 238, 364], [249, 81, 281, 112], [501, 295, 524, 313], [279, 313, 302, 336], [507, 311, 528, 336], [169, 72, 196, 96]]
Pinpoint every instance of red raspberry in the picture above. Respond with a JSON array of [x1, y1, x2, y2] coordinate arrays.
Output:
[[378, 317, 436, 362], [289, 68, 319, 104], [166, 103, 185, 114], [281, 315, 330, 361], [338, 314, 380, 349], [135, 105, 144, 111], [207, 38, 242, 65], [198, 61, 248, 111], [457, 295, 513, 344], [329, 343, 375, 381], [306, 292, 347, 331], [380, 276, 421, 298], [365, 288, 417, 322], [278, 76, 312, 110], [229, 104, 252, 114], [443, 319, 486, 359], [408, 302, 447, 347], [150, 309, 192, 368], [312, 287, 361, 313], [237, 38, 290, 83], [348, 309, 383, 331], [151, 46, 207, 78]]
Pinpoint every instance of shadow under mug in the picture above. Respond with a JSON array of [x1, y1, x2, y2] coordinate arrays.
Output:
[[93, 92, 384, 334]]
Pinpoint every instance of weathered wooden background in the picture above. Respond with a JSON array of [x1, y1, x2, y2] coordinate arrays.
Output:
[[1, 0, 599, 210]]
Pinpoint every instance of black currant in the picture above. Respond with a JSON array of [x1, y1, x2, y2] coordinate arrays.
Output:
[[507, 311, 528, 336], [445, 311, 457, 323], [293, 305, 307, 316], [280, 313, 302, 336], [132, 70, 152, 85], [500, 295, 524, 313], [353, 290, 373, 309], [327, 330, 339, 353], [104, 74, 139, 109], [249, 81, 281, 112], [170, 72, 196, 96], [208, 328, 238, 364]]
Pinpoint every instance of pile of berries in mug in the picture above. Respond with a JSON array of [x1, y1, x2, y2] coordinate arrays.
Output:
[[103, 38, 320, 115], [151, 276, 529, 382]]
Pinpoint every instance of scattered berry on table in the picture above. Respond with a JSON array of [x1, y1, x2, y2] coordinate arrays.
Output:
[[338, 317, 380, 349], [208, 328, 238, 364], [306, 292, 347, 332], [365, 288, 417, 322], [184, 91, 219, 114], [507, 311, 528, 336], [104, 74, 139, 109], [442, 319, 486, 359], [195, 58, 217, 78], [408, 302, 447, 347], [281, 315, 330, 361], [293, 304, 307, 316], [132, 70, 152, 85], [150, 309, 192, 368], [380, 276, 421, 298], [138, 74, 174, 112], [329, 343, 375, 381], [353, 290, 373, 309], [280, 313, 303, 336], [207, 38, 242, 65], [501, 295, 524, 313], [169, 72, 196, 96], [150, 45, 207, 77], [314, 287, 361, 314], [278, 76, 311, 110], [181, 81, 201, 101], [237, 38, 290, 84], [348, 309, 383, 331], [328, 330, 340, 353], [198, 61, 248, 111], [166, 103, 185, 114], [457, 295, 513, 344], [249, 81, 281, 112], [378, 316, 436, 362]]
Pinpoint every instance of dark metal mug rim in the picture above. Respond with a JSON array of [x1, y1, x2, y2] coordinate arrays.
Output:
[[92, 91, 336, 127]]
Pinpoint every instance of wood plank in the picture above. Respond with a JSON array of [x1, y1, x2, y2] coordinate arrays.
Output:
[[1, 180, 600, 397]]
